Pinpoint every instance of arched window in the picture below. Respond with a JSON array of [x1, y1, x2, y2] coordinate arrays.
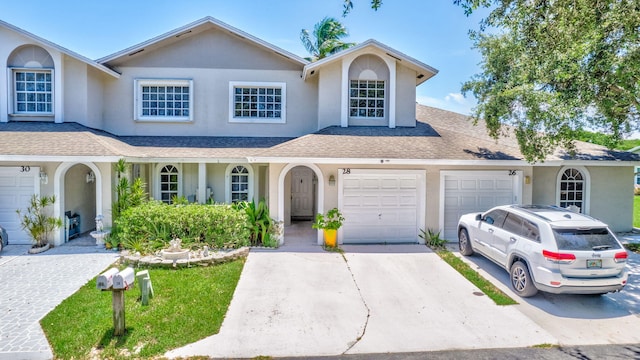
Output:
[[159, 165, 179, 203], [557, 167, 589, 213], [8, 45, 55, 115], [225, 164, 253, 203], [348, 54, 389, 120]]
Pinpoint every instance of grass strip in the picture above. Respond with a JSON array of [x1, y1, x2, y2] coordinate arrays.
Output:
[[436, 250, 518, 306], [41, 259, 245, 359]]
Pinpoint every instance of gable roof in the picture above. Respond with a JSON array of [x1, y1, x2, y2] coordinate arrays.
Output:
[[302, 39, 439, 86], [97, 16, 309, 67], [0, 19, 120, 78]]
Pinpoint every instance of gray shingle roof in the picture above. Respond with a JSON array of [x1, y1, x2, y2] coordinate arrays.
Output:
[[1, 105, 637, 163]]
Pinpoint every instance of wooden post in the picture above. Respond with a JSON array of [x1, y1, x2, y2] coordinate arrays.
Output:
[[112, 289, 125, 336]]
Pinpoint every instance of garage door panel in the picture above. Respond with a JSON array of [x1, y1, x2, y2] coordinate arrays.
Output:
[[443, 172, 518, 240], [341, 170, 423, 244], [0, 167, 38, 244]]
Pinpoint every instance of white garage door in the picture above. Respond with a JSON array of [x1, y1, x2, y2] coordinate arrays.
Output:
[[442, 171, 521, 240], [340, 169, 425, 244], [0, 167, 39, 244]]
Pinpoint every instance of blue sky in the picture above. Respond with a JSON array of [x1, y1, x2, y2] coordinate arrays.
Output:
[[1, 0, 488, 115]]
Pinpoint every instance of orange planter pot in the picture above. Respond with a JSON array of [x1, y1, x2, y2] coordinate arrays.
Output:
[[323, 229, 337, 247]]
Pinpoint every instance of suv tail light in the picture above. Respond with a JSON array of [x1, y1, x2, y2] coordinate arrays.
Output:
[[543, 250, 576, 264], [614, 251, 628, 263]]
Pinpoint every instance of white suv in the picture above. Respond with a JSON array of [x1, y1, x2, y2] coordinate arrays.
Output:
[[457, 205, 629, 297]]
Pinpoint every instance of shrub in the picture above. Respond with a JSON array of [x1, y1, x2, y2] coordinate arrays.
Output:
[[419, 228, 447, 250], [113, 201, 250, 253], [233, 199, 279, 247]]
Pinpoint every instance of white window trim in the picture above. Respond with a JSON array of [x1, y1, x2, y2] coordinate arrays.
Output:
[[155, 163, 183, 203], [134, 79, 193, 122], [225, 164, 254, 203], [228, 81, 286, 124], [556, 166, 590, 214], [8, 67, 55, 116]]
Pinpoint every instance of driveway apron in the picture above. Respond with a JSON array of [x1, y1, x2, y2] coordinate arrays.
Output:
[[167, 245, 555, 358], [0, 243, 119, 360]]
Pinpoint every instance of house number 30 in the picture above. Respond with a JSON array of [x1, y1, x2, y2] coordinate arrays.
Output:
[[20, 166, 31, 172]]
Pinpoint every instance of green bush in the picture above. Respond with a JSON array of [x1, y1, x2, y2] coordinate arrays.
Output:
[[113, 201, 250, 253]]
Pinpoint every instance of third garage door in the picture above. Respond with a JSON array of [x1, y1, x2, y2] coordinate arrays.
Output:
[[340, 169, 425, 244]]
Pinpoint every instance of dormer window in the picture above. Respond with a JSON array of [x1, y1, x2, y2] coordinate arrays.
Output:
[[8, 45, 55, 116], [349, 80, 385, 118]]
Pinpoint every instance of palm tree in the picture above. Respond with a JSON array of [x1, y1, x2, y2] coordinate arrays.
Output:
[[300, 17, 355, 61]]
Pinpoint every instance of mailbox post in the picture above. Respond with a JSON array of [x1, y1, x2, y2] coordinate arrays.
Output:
[[97, 267, 135, 336]]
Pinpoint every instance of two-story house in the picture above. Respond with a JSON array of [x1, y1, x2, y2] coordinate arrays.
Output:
[[0, 16, 637, 247]]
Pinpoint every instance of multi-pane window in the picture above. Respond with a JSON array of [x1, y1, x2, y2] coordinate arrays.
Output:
[[349, 80, 385, 118], [160, 165, 179, 204], [230, 166, 249, 203], [559, 168, 584, 212], [14, 70, 53, 113], [229, 82, 286, 123], [135, 80, 193, 121]]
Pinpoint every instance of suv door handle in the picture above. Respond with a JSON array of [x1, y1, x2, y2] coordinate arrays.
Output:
[[510, 237, 517, 242], [488, 229, 494, 233]]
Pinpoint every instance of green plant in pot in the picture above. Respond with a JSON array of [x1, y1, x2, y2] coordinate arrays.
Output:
[[16, 194, 63, 253], [312, 208, 344, 248]]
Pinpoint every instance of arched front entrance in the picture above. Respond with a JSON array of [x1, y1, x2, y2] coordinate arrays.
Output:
[[278, 164, 324, 245], [53, 162, 103, 245]]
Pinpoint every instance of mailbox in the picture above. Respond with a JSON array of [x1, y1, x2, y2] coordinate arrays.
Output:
[[113, 268, 135, 290], [96, 268, 119, 290]]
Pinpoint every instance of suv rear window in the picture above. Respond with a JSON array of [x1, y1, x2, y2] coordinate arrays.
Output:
[[553, 228, 622, 251]]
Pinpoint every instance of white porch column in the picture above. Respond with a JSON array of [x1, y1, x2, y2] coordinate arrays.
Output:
[[197, 162, 206, 203]]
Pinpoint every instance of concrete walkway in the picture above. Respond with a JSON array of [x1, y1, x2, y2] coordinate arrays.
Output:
[[166, 242, 556, 358], [0, 237, 119, 360]]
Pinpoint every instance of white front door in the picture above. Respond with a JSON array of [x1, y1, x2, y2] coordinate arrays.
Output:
[[0, 167, 40, 244], [339, 169, 426, 244], [291, 167, 314, 220], [441, 171, 522, 240]]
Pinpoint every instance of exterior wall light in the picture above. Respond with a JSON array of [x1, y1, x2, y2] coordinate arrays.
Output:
[[86, 171, 96, 183], [39, 170, 48, 185], [329, 175, 336, 186]]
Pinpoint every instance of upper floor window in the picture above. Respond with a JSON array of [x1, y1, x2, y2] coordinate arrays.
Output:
[[349, 80, 385, 118], [557, 167, 589, 213], [159, 165, 180, 203], [8, 45, 55, 116], [134, 79, 193, 122], [229, 82, 286, 123], [14, 70, 53, 114]]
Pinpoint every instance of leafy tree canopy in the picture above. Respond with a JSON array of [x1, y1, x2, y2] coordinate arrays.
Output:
[[300, 16, 355, 61], [342, 0, 382, 16], [455, 0, 640, 162]]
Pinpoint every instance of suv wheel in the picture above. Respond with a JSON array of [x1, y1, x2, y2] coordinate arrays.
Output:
[[510, 261, 538, 297], [458, 228, 474, 256]]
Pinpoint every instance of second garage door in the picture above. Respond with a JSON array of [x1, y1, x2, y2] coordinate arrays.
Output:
[[339, 169, 425, 244], [441, 170, 522, 240]]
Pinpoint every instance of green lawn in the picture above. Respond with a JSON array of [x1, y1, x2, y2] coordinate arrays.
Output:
[[635, 196, 640, 228], [41, 260, 245, 359]]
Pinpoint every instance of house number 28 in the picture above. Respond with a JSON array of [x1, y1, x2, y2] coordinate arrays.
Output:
[[342, 168, 351, 174]]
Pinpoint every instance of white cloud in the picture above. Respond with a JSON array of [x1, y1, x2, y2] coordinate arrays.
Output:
[[445, 92, 465, 104]]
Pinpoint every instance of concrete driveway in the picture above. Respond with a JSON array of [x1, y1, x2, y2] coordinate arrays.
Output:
[[454, 241, 640, 346], [166, 245, 556, 358]]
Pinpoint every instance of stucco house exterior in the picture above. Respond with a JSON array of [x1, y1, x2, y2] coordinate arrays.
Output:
[[0, 16, 637, 247]]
